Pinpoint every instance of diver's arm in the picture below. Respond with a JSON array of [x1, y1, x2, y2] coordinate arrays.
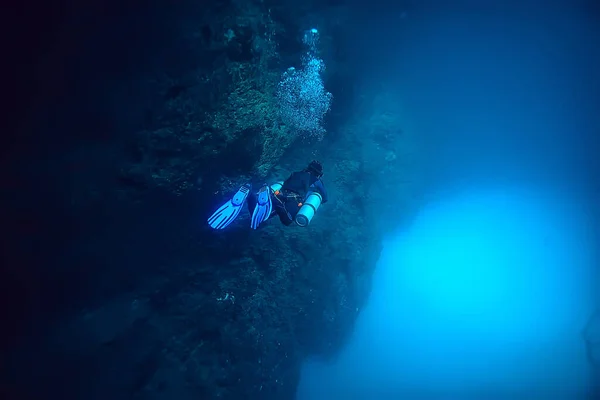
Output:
[[312, 179, 328, 203]]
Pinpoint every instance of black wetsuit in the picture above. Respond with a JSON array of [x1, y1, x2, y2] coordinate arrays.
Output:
[[275, 170, 328, 225], [247, 171, 328, 226]]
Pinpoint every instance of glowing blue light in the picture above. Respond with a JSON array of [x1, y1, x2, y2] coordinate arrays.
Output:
[[298, 187, 593, 398], [311, 28, 318, 34]]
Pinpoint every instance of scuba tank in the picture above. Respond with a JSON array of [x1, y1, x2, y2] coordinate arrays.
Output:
[[270, 181, 322, 226], [295, 191, 322, 227]]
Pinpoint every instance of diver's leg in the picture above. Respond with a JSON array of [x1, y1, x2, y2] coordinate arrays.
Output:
[[273, 198, 294, 226]]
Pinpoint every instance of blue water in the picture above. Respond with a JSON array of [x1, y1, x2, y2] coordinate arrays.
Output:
[[298, 186, 594, 398], [298, 3, 599, 399]]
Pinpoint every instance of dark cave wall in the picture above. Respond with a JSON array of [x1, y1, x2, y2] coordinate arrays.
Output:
[[3, 1, 391, 399], [3, 0, 196, 342]]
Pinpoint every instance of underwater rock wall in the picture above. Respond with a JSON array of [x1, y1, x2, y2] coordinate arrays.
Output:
[[3, 1, 418, 399]]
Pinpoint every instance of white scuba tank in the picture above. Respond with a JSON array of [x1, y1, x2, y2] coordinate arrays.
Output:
[[295, 191, 322, 227]]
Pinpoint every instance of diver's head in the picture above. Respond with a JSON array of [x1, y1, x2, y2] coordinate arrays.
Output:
[[305, 160, 324, 178]]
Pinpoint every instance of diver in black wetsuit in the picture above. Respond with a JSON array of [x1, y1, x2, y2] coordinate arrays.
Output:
[[256, 160, 328, 226], [207, 160, 329, 230]]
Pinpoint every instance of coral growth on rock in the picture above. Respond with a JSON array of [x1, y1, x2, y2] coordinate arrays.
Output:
[[3, 1, 419, 399]]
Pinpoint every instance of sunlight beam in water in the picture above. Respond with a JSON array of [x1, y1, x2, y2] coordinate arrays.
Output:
[[298, 186, 594, 399]]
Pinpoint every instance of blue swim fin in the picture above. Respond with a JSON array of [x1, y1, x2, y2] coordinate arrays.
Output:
[[250, 185, 272, 229], [208, 184, 251, 229]]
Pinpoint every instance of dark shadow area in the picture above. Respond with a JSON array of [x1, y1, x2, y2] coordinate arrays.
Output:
[[2, 0, 378, 399]]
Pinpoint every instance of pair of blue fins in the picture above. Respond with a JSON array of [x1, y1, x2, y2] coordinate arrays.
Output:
[[208, 184, 272, 230]]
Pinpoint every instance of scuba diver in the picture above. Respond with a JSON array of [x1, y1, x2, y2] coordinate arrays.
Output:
[[208, 160, 328, 230]]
